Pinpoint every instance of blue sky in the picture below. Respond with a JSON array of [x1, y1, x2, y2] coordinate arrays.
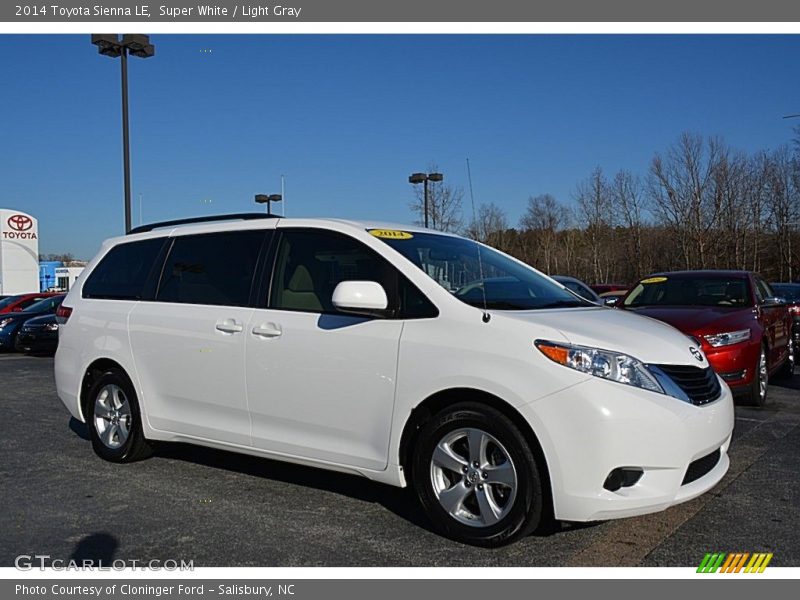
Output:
[[1, 34, 799, 258]]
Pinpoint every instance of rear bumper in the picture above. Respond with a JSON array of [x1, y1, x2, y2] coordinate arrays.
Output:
[[520, 376, 734, 522]]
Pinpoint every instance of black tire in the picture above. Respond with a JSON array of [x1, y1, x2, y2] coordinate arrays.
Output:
[[411, 402, 543, 547], [86, 369, 153, 462], [743, 346, 769, 407]]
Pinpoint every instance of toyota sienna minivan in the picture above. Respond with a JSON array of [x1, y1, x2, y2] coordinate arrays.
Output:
[[55, 214, 734, 546]]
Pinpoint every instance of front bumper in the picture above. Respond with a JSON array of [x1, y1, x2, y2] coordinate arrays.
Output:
[[15, 329, 58, 353], [520, 375, 734, 522], [704, 340, 760, 390], [0, 327, 19, 350]]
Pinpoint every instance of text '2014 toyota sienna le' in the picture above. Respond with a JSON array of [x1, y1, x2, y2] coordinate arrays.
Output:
[[55, 214, 734, 546]]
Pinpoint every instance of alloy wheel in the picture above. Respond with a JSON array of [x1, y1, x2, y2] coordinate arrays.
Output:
[[758, 348, 768, 404], [93, 384, 132, 449], [429, 428, 518, 527]]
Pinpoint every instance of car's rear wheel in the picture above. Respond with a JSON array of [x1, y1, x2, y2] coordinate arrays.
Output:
[[744, 346, 769, 407], [87, 370, 153, 462], [411, 402, 543, 547]]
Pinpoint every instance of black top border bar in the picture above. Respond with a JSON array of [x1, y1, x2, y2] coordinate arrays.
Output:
[[5, 1, 800, 23]]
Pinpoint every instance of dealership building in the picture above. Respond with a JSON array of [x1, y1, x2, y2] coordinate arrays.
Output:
[[0, 208, 39, 295]]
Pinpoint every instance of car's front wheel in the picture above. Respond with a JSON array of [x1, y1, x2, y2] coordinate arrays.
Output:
[[411, 402, 544, 547], [744, 346, 769, 407], [87, 370, 153, 462]]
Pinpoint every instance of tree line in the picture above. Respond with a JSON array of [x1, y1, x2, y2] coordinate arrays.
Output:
[[410, 132, 800, 285]]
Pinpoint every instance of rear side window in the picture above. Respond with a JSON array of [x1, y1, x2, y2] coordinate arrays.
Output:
[[83, 238, 166, 300], [156, 230, 266, 307]]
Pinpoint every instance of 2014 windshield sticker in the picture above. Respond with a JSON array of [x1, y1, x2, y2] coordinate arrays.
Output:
[[368, 229, 414, 240]]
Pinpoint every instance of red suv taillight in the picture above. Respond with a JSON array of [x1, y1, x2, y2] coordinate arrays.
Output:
[[56, 304, 73, 324]]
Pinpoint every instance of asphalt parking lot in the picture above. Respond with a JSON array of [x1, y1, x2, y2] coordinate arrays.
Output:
[[1, 354, 798, 567]]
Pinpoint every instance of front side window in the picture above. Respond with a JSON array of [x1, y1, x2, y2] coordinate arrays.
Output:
[[374, 231, 587, 311], [83, 238, 166, 300], [269, 229, 436, 318], [625, 276, 752, 308], [157, 230, 266, 307]]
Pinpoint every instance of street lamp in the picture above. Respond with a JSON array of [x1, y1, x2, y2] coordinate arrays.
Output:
[[255, 194, 283, 215], [408, 172, 443, 228], [91, 34, 156, 234]]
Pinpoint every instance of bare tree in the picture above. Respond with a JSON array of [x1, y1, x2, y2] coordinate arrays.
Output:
[[408, 164, 464, 233], [519, 194, 569, 274], [466, 202, 510, 251], [575, 167, 613, 282], [609, 170, 647, 279], [766, 146, 800, 281], [649, 133, 724, 269]]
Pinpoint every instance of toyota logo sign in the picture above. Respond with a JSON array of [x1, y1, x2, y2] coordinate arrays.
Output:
[[7, 214, 33, 232]]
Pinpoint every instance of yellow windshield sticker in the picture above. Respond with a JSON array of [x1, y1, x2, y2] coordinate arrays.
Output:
[[640, 276, 667, 284], [369, 229, 414, 240]]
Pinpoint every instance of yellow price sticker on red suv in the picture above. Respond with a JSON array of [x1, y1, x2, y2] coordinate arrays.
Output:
[[641, 276, 667, 284], [369, 229, 414, 240]]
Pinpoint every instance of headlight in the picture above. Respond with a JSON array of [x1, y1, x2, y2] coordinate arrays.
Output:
[[0, 318, 13, 329], [535, 340, 664, 394], [703, 329, 750, 347], [43, 323, 59, 331]]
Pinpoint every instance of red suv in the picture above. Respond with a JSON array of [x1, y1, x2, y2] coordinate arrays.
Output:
[[621, 271, 794, 406], [0, 292, 60, 315]]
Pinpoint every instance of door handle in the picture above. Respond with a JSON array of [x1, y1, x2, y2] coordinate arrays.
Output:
[[252, 323, 282, 338], [215, 319, 244, 334]]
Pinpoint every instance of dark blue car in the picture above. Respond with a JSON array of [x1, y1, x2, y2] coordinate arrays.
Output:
[[0, 295, 64, 352]]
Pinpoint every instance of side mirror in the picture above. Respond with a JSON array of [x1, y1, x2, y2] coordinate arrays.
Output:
[[604, 296, 620, 307], [762, 296, 786, 307], [332, 281, 388, 317]]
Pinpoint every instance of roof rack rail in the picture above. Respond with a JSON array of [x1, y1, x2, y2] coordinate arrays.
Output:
[[127, 213, 277, 235]]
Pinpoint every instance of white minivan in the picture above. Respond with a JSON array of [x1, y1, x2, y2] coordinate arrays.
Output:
[[55, 214, 734, 546]]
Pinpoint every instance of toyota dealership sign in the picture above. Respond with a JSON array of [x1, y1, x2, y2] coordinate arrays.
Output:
[[0, 208, 39, 295]]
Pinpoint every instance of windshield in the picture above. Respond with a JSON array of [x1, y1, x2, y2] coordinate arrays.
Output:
[[23, 296, 61, 313], [772, 284, 800, 302], [373, 230, 588, 310], [0, 296, 19, 310], [624, 276, 752, 308]]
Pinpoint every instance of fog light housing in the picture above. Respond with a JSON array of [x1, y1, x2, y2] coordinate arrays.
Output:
[[603, 467, 644, 492]]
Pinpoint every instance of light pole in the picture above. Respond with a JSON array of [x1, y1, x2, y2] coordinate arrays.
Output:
[[408, 172, 443, 228], [255, 194, 283, 215], [91, 34, 155, 234]]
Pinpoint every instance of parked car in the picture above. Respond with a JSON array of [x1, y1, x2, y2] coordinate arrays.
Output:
[[551, 275, 602, 304], [599, 289, 629, 307], [0, 292, 60, 314], [0, 294, 64, 352], [621, 271, 793, 406], [771, 282, 800, 355], [590, 283, 628, 295], [55, 214, 733, 547], [15, 313, 60, 355]]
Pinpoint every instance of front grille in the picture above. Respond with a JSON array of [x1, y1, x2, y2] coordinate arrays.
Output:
[[653, 364, 722, 405], [682, 448, 721, 485]]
